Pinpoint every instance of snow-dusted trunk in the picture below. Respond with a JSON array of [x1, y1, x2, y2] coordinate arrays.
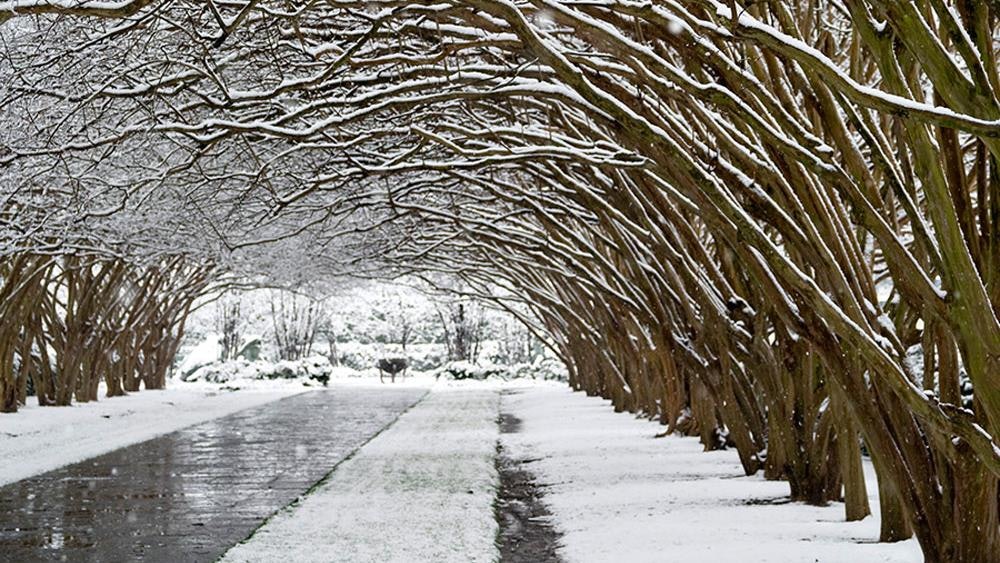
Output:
[[0, 256, 51, 412], [0, 254, 210, 406]]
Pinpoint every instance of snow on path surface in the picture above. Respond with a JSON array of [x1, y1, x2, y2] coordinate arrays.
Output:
[[221, 387, 501, 563], [504, 385, 923, 563], [0, 386, 306, 487]]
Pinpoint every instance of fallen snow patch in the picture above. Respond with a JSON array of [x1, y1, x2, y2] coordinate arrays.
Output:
[[503, 386, 923, 563]]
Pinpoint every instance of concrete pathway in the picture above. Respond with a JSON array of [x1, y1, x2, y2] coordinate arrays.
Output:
[[0, 387, 425, 562], [221, 388, 500, 563]]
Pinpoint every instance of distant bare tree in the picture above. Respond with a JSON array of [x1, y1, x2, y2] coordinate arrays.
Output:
[[216, 295, 242, 362], [269, 292, 324, 362]]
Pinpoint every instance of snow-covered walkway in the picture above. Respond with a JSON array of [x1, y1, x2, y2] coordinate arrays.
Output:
[[1, 381, 929, 562], [503, 385, 922, 563], [221, 387, 501, 563]]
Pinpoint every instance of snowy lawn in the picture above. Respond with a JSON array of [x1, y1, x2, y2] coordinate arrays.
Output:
[[221, 386, 501, 563], [0, 386, 306, 486], [504, 385, 923, 563]]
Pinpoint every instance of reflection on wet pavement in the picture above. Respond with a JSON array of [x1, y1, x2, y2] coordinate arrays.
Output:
[[0, 387, 426, 562]]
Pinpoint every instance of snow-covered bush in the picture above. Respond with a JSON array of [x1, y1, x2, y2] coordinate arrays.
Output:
[[513, 357, 568, 381], [182, 356, 333, 386], [332, 342, 379, 371], [268, 357, 334, 385], [434, 357, 567, 381], [435, 361, 509, 381], [176, 334, 223, 380]]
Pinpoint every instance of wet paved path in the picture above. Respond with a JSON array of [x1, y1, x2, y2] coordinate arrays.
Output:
[[0, 387, 426, 562]]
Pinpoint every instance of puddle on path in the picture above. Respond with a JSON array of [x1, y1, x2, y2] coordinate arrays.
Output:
[[496, 411, 564, 563]]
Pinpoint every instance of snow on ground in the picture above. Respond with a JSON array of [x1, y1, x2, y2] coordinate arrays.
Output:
[[221, 387, 501, 563], [0, 386, 306, 487], [3, 378, 928, 562], [504, 385, 923, 563]]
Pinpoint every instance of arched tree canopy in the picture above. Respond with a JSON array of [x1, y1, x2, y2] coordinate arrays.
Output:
[[3, 1, 1000, 560]]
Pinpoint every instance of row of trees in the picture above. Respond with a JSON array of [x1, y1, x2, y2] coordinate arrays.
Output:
[[208, 283, 533, 366], [1, 0, 999, 560], [0, 255, 211, 411]]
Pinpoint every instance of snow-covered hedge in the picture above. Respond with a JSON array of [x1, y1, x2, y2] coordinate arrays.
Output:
[[435, 361, 509, 381], [333, 342, 445, 372], [510, 357, 569, 381], [182, 356, 333, 386], [434, 357, 567, 381], [175, 336, 567, 384]]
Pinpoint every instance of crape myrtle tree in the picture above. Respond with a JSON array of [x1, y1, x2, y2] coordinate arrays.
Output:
[[0, 7, 389, 407], [269, 290, 326, 361], [0, 153, 222, 408], [0, 114, 228, 409], [0, 250, 217, 410], [2, 0, 1000, 560]]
